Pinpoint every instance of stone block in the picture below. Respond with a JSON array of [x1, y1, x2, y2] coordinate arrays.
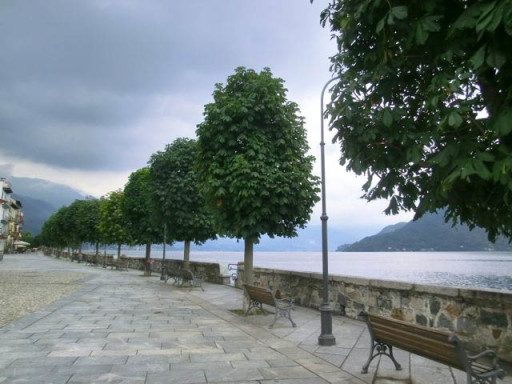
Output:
[[416, 314, 428, 326], [480, 309, 508, 328]]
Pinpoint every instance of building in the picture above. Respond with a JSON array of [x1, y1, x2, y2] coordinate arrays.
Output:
[[0, 178, 23, 259]]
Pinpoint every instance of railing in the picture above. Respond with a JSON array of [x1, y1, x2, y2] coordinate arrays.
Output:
[[228, 263, 238, 286]]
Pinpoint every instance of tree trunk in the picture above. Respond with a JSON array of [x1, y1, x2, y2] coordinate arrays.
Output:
[[95, 242, 99, 256], [184, 240, 190, 271], [244, 239, 254, 285], [144, 243, 152, 276], [116, 244, 121, 260]]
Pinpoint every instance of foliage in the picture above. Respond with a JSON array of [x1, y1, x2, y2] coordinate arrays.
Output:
[[74, 198, 101, 245], [196, 67, 320, 243], [98, 190, 130, 247], [318, 0, 512, 240], [123, 167, 161, 245], [39, 206, 70, 248], [20, 230, 33, 245], [39, 198, 101, 250], [149, 138, 215, 245]]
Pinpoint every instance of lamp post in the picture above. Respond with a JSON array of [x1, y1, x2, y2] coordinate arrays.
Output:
[[318, 76, 339, 346], [160, 224, 167, 280]]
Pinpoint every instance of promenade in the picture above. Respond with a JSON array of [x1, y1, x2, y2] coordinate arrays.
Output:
[[0, 253, 509, 384]]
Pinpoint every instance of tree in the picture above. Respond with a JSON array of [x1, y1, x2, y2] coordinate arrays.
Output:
[[75, 198, 101, 254], [67, 198, 100, 254], [123, 167, 161, 276], [318, 0, 512, 241], [149, 138, 216, 271], [40, 206, 70, 250], [196, 67, 320, 284], [98, 190, 130, 259], [20, 230, 33, 245]]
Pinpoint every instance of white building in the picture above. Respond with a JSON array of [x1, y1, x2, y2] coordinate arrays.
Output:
[[0, 178, 13, 259]]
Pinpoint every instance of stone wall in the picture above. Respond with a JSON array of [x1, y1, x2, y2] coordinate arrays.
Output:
[[43, 248, 225, 284], [237, 263, 512, 363]]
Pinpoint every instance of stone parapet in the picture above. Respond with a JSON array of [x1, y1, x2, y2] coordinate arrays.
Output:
[[42, 248, 223, 284], [237, 263, 512, 363]]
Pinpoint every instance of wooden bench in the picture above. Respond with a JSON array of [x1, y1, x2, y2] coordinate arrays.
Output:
[[362, 313, 506, 383], [243, 284, 296, 329], [104, 257, 129, 271], [182, 270, 204, 291], [164, 268, 183, 286]]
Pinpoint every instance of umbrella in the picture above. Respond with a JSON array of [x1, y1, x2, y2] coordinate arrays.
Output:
[[13, 240, 30, 246]]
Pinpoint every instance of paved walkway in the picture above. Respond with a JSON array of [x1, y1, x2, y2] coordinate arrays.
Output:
[[0, 253, 509, 384]]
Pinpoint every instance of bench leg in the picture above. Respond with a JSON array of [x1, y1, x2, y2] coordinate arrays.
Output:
[[270, 308, 296, 329], [245, 300, 263, 316], [362, 341, 402, 374]]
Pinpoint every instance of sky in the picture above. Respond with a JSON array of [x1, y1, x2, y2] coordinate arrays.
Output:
[[0, 0, 413, 240]]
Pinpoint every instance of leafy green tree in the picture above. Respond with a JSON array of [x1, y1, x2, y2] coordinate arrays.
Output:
[[75, 197, 102, 254], [20, 230, 33, 245], [40, 206, 70, 250], [66, 198, 100, 254], [196, 67, 320, 283], [149, 138, 216, 270], [123, 167, 161, 275], [318, 0, 512, 240], [98, 190, 130, 259]]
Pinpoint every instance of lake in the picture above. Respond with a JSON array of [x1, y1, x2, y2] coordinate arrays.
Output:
[[114, 249, 512, 292]]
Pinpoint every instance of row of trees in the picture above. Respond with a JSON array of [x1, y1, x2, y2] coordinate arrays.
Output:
[[40, 67, 320, 282]]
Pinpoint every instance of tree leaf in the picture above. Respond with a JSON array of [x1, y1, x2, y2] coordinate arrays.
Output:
[[470, 45, 486, 69], [391, 6, 408, 20], [448, 111, 463, 127], [486, 48, 506, 68], [383, 109, 393, 127]]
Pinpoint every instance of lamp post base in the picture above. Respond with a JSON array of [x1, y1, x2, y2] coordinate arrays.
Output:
[[318, 305, 336, 346]]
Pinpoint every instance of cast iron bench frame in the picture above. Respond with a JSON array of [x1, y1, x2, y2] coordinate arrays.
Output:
[[182, 270, 204, 291], [103, 257, 129, 271], [243, 284, 296, 329], [164, 268, 183, 286], [362, 313, 506, 384]]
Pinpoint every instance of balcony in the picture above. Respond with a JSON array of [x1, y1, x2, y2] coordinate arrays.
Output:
[[2, 181, 12, 193]]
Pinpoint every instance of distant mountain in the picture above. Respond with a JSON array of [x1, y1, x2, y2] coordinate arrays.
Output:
[[14, 194, 57, 235], [171, 225, 358, 252], [8, 176, 84, 235], [339, 212, 512, 252], [10, 177, 84, 208], [376, 222, 408, 235]]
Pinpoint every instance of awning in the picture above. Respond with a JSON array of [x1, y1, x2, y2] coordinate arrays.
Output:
[[13, 240, 30, 247]]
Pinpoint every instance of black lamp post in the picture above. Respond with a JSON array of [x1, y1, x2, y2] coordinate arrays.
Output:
[[318, 76, 339, 346], [160, 224, 167, 280]]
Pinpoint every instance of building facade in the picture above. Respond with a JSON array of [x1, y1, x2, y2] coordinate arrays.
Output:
[[0, 178, 23, 259]]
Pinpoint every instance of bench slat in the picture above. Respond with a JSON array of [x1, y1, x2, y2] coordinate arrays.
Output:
[[373, 326, 462, 370]]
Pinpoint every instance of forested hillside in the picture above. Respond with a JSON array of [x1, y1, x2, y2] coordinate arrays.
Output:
[[339, 213, 512, 252]]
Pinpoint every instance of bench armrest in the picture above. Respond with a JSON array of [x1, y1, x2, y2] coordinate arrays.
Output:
[[275, 298, 294, 307], [468, 349, 497, 362]]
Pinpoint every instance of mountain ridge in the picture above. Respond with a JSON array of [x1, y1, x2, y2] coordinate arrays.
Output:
[[339, 212, 512, 252]]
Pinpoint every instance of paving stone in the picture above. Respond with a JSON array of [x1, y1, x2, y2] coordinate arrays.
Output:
[[147, 369, 206, 384], [259, 365, 319, 380], [205, 367, 264, 382]]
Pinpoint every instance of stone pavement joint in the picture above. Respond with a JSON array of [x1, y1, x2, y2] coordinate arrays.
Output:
[[0, 253, 510, 384]]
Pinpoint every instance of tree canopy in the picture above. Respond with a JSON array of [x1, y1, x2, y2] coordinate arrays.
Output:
[[98, 190, 130, 257], [319, 0, 512, 240], [196, 67, 320, 243], [196, 67, 319, 284], [123, 167, 161, 246], [149, 138, 215, 245]]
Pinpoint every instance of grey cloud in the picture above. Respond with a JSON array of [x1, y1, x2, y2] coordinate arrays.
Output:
[[0, 0, 333, 172]]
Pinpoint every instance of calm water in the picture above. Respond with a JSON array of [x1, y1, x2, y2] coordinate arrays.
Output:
[[117, 250, 512, 292]]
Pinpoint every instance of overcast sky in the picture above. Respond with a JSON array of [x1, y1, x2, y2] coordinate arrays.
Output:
[[0, 0, 413, 239]]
